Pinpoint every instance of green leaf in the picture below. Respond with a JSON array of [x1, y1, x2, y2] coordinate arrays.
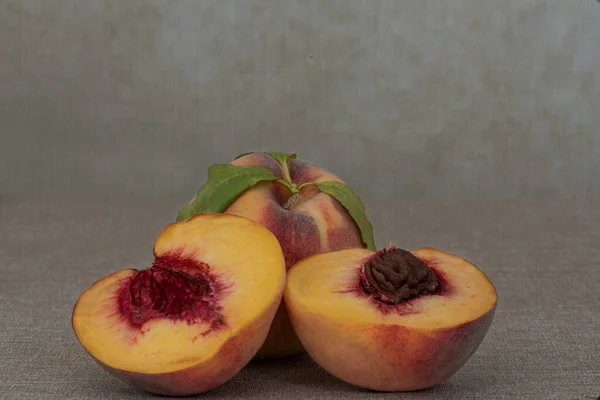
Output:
[[176, 164, 278, 221], [314, 181, 376, 251], [264, 152, 296, 186], [234, 151, 298, 187], [264, 152, 296, 166]]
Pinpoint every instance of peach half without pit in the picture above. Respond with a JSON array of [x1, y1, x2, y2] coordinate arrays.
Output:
[[72, 213, 286, 396], [284, 246, 497, 392]]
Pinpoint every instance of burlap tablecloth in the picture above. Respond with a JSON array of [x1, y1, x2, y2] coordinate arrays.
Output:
[[1, 198, 597, 399]]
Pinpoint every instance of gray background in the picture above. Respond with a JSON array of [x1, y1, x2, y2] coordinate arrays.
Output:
[[1, 1, 599, 399], [2, 0, 600, 202]]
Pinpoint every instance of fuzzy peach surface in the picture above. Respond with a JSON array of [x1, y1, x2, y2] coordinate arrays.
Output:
[[223, 153, 366, 359], [228, 153, 363, 268]]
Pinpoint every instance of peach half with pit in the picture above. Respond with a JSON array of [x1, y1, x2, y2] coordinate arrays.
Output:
[[71, 213, 286, 396], [177, 152, 376, 359], [284, 246, 497, 392]]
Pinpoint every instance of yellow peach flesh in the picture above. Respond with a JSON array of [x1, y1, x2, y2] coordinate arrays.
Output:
[[286, 247, 496, 329], [72, 214, 285, 388]]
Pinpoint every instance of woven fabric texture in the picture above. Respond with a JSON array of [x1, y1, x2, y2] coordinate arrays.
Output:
[[1, 199, 598, 399]]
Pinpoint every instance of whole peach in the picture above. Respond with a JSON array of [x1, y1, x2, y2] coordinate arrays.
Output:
[[225, 152, 368, 358]]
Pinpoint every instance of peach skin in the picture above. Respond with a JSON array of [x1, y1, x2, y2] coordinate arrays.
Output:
[[179, 152, 375, 359]]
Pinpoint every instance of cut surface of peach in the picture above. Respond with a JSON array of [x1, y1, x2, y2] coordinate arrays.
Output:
[[286, 247, 496, 329], [72, 213, 286, 395], [284, 246, 497, 392]]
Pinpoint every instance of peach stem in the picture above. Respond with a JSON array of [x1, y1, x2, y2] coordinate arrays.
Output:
[[276, 178, 297, 193], [283, 192, 302, 210], [274, 159, 304, 210], [277, 158, 295, 188]]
